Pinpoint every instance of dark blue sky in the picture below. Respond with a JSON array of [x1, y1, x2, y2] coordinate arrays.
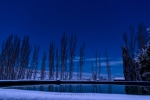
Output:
[[0, 0, 150, 76]]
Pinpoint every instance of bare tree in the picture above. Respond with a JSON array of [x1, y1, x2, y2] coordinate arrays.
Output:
[[123, 32, 128, 49], [64, 48, 68, 80], [60, 33, 68, 80], [49, 41, 55, 80], [79, 42, 85, 80], [69, 34, 77, 80], [18, 36, 31, 79], [0, 51, 3, 79], [137, 22, 147, 50], [33, 45, 40, 80], [121, 46, 137, 81], [98, 52, 101, 80], [91, 61, 94, 80], [27, 45, 40, 80], [77, 63, 79, 80], [129, 25, 136, 58], [55, 48, 59, 79], [122, 25, 135, 81], [0, 35, 20, 80], [123, 24, 136, 58], [4, 35, 13, 80], [105, 51, 111, 81], [41, 51, 46, 80], [122, 46, 131, 81], [0, 42, 8, 80], [95, 50, 98, 80], [10, 35, 20, 80]]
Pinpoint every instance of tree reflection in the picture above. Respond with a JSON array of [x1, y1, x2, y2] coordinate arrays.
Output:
[[55, 85, 59, 92], [39, 86, 44, 91], [108, 85, 112, 93], [92, 85, 104, 93], [68, 85, 73, 92], [98, 85, 102, 93], [47, 85, 53, 92], [125, 86, 150, 95]]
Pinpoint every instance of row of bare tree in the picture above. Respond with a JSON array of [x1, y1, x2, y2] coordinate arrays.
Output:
[[91, 50, 111, 81], [0, 32, 113, 81], [0, 33, 86, 80], [0, 35, 32, 80]]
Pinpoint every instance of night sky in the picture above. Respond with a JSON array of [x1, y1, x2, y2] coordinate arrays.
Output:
[[0, 0, 150, 77]]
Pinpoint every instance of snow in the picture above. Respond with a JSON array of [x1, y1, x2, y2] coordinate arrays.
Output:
[[114, 77, 125, 80], [0, 88, 150, 100], [142, 72, 150, 77]]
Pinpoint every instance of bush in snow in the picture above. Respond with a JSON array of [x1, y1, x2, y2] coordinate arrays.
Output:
[[136, 40, 150, 81]]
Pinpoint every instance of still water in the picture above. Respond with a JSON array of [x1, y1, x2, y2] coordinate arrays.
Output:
[[3, 84, 150, 95]]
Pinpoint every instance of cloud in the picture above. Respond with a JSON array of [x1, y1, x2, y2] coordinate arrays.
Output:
[[85, 57, 111, 61], [72, 57, 110, 62], [38, 57, 123, 68], [72, 72, 109, 78], [98, 60, 123, 66], [109, 60, 123, 66], [74, 56, 80, 60], [86, 58, 123, 67]]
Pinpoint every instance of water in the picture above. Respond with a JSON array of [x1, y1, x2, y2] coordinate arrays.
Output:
[[2, 84, 150, 95]]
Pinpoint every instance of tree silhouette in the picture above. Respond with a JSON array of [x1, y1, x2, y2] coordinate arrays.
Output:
[[18, 36, 31, 79], [137, 22, 148, 50], [55, 48, 59, 79], [122, 23, 148, 81], [27, 45, 40, 79], [98, 52, 101, 80], [105, 51, 111, 81], [41, 51, 46, 80], [69, 34, 77, 80], [60, 33, 68, 80], [49, 41, 55, 80], [95, 50, 98, 80], [0, 35, 20, 80], [79, 42, 85, 80]]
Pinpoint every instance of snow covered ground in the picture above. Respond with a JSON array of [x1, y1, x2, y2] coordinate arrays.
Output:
[[0, 88, 150, 100]]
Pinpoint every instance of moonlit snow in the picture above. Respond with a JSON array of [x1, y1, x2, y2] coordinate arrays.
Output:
[[0, 88, 150, 100]]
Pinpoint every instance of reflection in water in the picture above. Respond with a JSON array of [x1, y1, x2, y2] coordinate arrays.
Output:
[[39, 86, 44, 91], [69, 85, 72, 92], [125, 86, 150, 95], [48, 85, 53, 92], [3, 84, 150, 95], [108, 85, 112, 93], [92, 85, 101, 93], [79, 85, 82, 93]]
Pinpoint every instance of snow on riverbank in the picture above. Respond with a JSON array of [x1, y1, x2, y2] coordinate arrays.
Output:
[[0, 88, 149, 100]]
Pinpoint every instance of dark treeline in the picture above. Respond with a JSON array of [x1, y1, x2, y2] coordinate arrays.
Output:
[[2, 22, 150, 82], [0, 32, 112, 81], [122, 22, 150, 82], [122, 22, 150, 94]]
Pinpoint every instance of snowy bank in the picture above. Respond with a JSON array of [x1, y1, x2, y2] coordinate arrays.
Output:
[[0, 89, 150, 100]]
